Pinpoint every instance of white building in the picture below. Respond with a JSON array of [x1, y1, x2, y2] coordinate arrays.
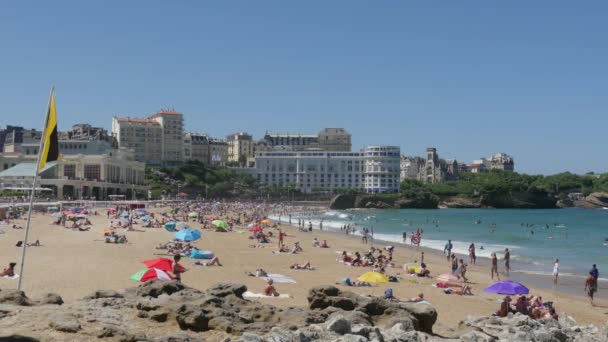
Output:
[[0, 148, 148, 200], [252, 146, 400, 193], [112, 109, 184, 166]]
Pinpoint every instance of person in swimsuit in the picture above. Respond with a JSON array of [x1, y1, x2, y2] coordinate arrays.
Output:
[[172, 255, 184, 282], [264, 279, 280, 296], [504, 248, 510, 276], [553, 258, 559, 286], [491, 253, 500, 281], [468, 243, 476, 265], [585, 271, 597, 306], [0, 262, 16, 277]]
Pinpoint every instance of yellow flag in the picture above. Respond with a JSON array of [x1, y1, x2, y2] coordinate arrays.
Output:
[[38, 88, 59, 171]]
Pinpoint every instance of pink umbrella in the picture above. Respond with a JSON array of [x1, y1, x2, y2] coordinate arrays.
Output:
[[63, 211, 74, 215], [436, 273, 460, 282], [250, 226, 263, 232]]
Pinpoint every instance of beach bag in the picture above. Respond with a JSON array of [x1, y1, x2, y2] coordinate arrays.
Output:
[[384, 288, 393, 299]]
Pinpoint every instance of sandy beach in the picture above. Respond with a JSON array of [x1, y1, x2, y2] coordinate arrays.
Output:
[[1, 204, 607, 338]]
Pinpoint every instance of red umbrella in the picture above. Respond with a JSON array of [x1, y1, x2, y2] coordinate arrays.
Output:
[[250, 226, 263, 232], [142, 258, 184, 272]]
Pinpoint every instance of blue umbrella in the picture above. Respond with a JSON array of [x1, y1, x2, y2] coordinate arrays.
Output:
[[141, 215, 151, 221], [174, 228, 201, 242], [164, 222, 176, 232], [484, 280, 529, 295], [120, 211, 130, 218]]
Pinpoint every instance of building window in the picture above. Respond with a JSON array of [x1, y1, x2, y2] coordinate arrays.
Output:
[[64, 165, 76, 180], [84, 164, 101, 180]]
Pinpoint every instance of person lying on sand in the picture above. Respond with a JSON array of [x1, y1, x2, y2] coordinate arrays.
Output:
[[194, 256, 222, 267], [264, 279, 280, 297], [0, 262, 16, 277], [246, 268, 268, 277], [12, 224, 23, 229], [339, 277, 371, 287], [26, 240, 41, 247], [408, 293, 425, 303], [444, 285, 473, 296], [290, 261, 315, 270]]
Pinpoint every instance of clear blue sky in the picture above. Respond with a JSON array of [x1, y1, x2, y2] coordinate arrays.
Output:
[[1, 1, 607, 174]]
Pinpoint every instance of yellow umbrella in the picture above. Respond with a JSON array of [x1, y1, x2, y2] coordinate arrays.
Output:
[[357, 271, 389, 284]]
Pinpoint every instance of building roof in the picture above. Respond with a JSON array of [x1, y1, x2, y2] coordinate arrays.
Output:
[[149, 109, 182, 119], [115, 118, 160, 125], [0, 162, 55, 178]]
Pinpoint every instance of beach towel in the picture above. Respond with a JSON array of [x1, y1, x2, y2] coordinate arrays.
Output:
[[1, 274, 19, 280], [243, 291, 290, 299], [337, 260, 353, 266], [0, 229, 5, 234], [261, 273, 297, 284]]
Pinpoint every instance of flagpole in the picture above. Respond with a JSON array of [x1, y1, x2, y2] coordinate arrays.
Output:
[[17, 86, 54, 291]]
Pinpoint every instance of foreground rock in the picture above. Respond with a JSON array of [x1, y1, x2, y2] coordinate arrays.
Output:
[[0, 281, 605, 341]]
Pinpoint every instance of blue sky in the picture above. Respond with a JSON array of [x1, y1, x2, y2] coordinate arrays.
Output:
[[1, 1, 607, 174]]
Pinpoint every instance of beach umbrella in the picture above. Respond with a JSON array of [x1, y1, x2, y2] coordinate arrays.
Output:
[[188, 212, 199, 218], [484, 280, 529, 295], [102, 228, 116, 234], [107, 208, 116, 213], [212, 220, 228, 229], [250, 226, 263, 232], [135, 209, 146, 214], [141, 215, 151, 221], [63, 211, 74, 215], [357, 271, 389, 284], [51, 212, 63, 218], [261, 219, 272, 225], [436, 273, 460, 282], [130, 268, 173, 282], [47, 206, 59, 211], [76, 214, 88, 219], [164, 222, 176, 231], [174, 228, 202, 242], [81, 210, 89, 215], [120, 211, 130, 218], [142, 258, 184, 272]]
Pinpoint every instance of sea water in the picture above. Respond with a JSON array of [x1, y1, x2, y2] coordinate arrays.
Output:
[[282, 208, 608, 281]]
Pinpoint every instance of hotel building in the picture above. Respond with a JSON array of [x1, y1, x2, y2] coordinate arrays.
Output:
[[256, 128, 351, 152], [111, 109, 184, 166], [251, 146, 400, 193], [226, 132, 255, 166]]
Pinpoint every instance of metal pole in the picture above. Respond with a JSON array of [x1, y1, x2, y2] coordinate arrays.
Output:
[[18, 86, 54, 291]]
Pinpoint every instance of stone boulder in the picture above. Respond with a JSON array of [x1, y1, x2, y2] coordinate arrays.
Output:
[[83, 289, 123, 300], [580, 192, 608, 209], [38, 293, 64, 305], [134, 280, 186, 298], [49, 313, 81, 333], [0, 290, 34, 306]]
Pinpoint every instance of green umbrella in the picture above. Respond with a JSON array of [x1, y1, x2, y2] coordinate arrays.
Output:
[[212, 220, 228, 229]]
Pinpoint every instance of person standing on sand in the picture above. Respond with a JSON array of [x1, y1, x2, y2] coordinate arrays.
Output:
[[491, 253, 500, 281], [585, 271, 598, 306], [590, 264, 599, 280], [504, 248, 511, 276], [172, 255, 184, 283], [403, 232, 407, 243], [553, 259, 559, 286], [361, 229, 368, 244], [444, 240, 453, 261], [278, 229, 286, 249], [468, 243, 476, 265]]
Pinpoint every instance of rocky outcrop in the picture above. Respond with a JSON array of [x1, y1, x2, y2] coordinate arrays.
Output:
[[330, 194, 357, 210], [575, 192, 608, 209], [0, 282, 605, 341], [440, 196, 482, 208]]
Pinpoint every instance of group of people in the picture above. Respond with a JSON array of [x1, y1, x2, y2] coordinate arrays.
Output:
[[340, 246, 396, 272], [497, 294, 558, 320]]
